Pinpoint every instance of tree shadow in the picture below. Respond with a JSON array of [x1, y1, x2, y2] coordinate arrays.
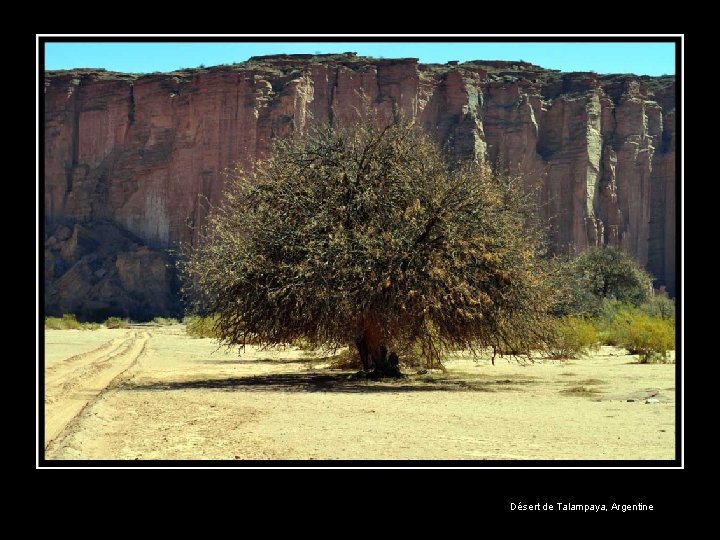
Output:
[[120, 372, 537, 394]]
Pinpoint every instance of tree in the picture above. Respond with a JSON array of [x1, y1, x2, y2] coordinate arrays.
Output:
[[182, 117, 553, 376], [553, 246, 653, 317]]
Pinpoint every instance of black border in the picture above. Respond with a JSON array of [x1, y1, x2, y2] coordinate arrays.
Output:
[[38, 35, 682, 472]]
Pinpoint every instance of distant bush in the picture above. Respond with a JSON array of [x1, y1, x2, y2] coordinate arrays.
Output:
[[551, 247, 652, 317], [185, 315, 219, 338], [622, 314, 675, 363], [45, 314, 80, 330], [152, 317, 179, 326], [640, 295, 675, 321], [597, 298, 631, 325], [596, 301, 637, 346], [546, 317, 598, 359], [105, 316, 129, 329], [45, 314, 100, 330]]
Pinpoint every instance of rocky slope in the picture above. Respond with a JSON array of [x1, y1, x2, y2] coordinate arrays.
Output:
[[44, 54, 676, 319]]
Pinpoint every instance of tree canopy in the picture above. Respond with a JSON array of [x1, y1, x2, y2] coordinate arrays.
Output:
[[182, 117, 554, 374]]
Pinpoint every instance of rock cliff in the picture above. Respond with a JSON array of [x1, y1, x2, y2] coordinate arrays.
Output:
[[44, 53, 676, 319]]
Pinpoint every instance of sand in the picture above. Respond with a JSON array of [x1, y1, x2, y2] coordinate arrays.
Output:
[[43, 325, 676, 461]]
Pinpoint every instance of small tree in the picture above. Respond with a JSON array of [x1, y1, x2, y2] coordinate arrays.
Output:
[[553, 247, 653, 317], [182, 118, 553, 376]]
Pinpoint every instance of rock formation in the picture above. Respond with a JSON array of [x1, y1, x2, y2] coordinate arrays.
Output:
[[44, 221, 178, 320], [44, 53, 676, 319]]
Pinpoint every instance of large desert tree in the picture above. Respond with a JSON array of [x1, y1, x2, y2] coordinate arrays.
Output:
[[182, 118, 553, 376]]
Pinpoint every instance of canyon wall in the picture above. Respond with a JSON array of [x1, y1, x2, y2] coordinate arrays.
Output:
[[44, 54, 676, 319]]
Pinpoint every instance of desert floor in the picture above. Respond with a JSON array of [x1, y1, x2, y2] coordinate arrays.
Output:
[[43, 325, 676, 461]]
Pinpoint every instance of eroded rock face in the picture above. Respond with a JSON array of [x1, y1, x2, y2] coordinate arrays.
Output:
[[44, 54, 676, 318], [44, 221, 178, 320]]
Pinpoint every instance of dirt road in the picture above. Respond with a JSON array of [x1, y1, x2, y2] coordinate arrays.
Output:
[[43, 325, 676, 461], [44, 329, 149, 449]]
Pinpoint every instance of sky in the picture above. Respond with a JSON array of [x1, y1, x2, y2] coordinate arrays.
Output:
[[44, 41, 677, 76]]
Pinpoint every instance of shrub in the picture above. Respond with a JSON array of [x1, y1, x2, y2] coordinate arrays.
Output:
[[105, 316, 129, 329], [185, 315, 219, 338], [622, 314, 675, 363], [640, 295, 675, 321], [596, 301, 637, 346], [45, 314, 100, 330], [546, 317, 598, 359], [82, 322, 102, 330], [597, 298, 632, 325], [44, 317, 59, 330], [45, 314, 80, 330]]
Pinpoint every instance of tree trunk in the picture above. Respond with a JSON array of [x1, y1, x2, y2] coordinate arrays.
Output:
[[354, 324, 402, 378]]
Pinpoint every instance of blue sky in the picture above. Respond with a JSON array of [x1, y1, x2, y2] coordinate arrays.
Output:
[[44, 42, 676, 76]]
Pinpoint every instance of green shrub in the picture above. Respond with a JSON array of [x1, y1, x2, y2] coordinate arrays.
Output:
[[185, 315, 219, 338], [45, 316, 66, 330], [597, 299, 632, 326], [622, 314, 675, 363], [45, 314, 100, 330], [63, 314, 82, 329], [546, 317, 598, 359], [44, 318, 58, 330], [598, 302, 638, 346], [81, 322, 102, 330], [45, 314, 80, 330], [640, 295, 675, 321], [597, 298, 675, 355], [105, 316, 129, 329]]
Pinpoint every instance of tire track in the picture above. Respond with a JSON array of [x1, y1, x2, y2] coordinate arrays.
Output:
[[44, 330, 150, 451], [45, 334, 133, 389], [47, 331, 130, 369]]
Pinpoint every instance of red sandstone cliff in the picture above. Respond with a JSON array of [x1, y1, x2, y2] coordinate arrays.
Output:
[[44, 54, 676, 319]]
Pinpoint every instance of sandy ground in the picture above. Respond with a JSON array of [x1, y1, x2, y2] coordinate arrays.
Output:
[[43, 325, 676, 461]]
